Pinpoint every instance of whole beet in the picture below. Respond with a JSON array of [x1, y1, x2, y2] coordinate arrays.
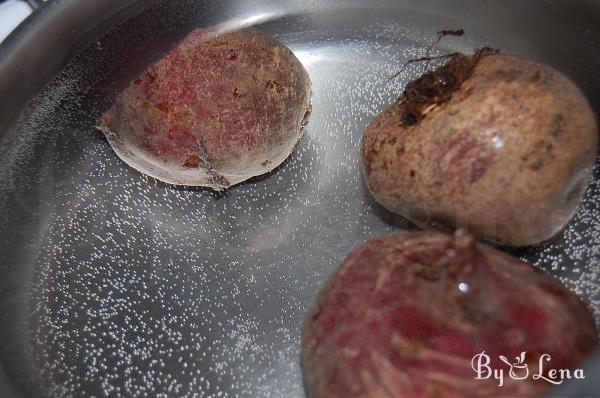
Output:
[[302, 231, 598, 398], [361, 51, 598, 246], [99, 27, 311, 189]]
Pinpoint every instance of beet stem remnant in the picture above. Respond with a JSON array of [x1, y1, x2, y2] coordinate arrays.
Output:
[[433, 29, 465, 45], [196, 138, 230, 191], [396, 47, 499, 126], [424, 29, 466, 70], [391, 28, 465, 81], [390, 53, 463, 81]]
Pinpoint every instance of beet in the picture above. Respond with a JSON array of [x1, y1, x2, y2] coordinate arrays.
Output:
[[98, 27, 311, 189], [302, 231, 597, 397], [361, 51, 598, 246]]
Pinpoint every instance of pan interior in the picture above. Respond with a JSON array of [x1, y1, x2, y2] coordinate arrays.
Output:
[[0, 0, 598, 396]]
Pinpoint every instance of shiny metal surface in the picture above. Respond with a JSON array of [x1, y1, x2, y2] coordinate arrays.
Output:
[[0, 0, 599, 397]]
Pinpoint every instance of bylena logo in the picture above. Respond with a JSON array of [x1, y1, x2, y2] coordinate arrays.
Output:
[[471, 351, 585, 387]]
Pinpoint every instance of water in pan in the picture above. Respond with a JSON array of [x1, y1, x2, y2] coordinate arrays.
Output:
[[0, 1, 598, 397]]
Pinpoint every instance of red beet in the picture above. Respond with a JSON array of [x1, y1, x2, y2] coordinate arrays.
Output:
[[98, 27, 311, 189], [302, 231, 597, 397], [360, 52, 598, 246]]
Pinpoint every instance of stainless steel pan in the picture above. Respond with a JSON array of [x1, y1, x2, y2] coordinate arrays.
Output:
[[0, 0, 598, 396]]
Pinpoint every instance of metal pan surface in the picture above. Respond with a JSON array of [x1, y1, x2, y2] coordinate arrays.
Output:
[[0, 0, 598, 396]]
